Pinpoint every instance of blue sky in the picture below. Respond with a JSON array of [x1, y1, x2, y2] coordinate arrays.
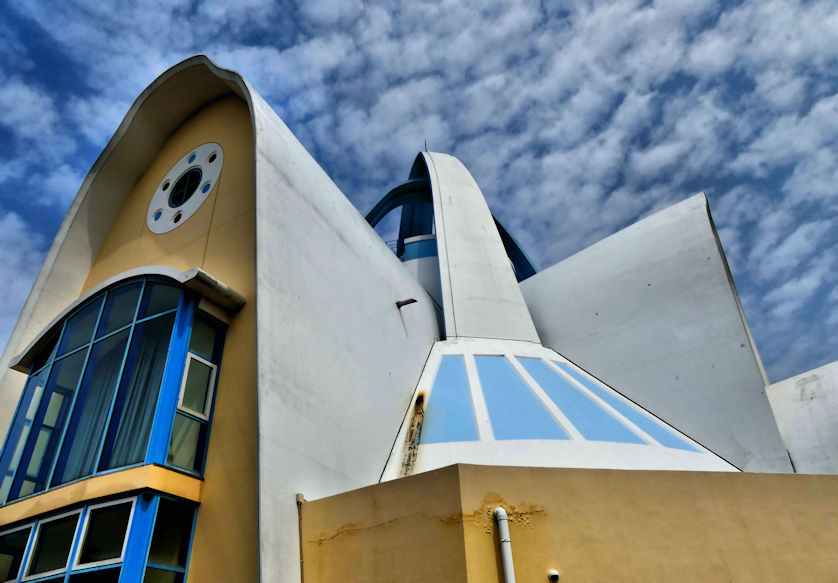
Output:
[[0, 0, 836, 382]]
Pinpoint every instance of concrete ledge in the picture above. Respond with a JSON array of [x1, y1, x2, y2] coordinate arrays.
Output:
[[10, 265, 245, 373], [0, 464, 202, 526]]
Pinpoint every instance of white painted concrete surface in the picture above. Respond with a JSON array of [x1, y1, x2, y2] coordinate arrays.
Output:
[[421, 152, 540, 343], [520, 194, 791, 473], [768, 360, 838, 474], [250, 87, 442, 582]]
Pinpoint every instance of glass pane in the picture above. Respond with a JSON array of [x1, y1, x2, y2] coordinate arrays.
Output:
[[0, 527, 31, 582], [147, 499, 194, 568], [52, 350, 87, 394], [167, 414, 206, 472], [140, 283, 180, 318], [58, 298, 103, 356], [181, 359, 213, 416], [26, 379, 46, 419], [101, 314, 175, 470], [52, 331, 129, 485], [97, 283, 143, 337], [554, 363, 701, 452], [518, 358, 644, 444], [188, 319, 216, 360], [143, 568, 183, 583], [18, 480, 35, 497], [26, 428, 52, 476], [78, 502, 132, 564], [68, 567, 120, 582], [475, 356, 567, 440], [43, 393, 66, 427], [27, 514, 78, 576]]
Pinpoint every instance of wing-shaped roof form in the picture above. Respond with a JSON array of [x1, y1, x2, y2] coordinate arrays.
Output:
[[419, 152, 541, 342], [520, 194, 791, 473]]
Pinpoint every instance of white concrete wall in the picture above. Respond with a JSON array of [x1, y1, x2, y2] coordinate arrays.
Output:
[[251, 92, 440, 583], [422, 152, 540, 343], [520, 194, 791, 473], [768, 360, 838, 473]]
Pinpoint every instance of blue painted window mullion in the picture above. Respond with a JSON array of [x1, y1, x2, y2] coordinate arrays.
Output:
[[119, 495, 157, 583], [91, 281, 147, 475], [0, 378, 44, 506], [0, 318, 69, 506], [64, 506, 89, 576], [14, 521, 36, 583], [146, 293, 195, 465]]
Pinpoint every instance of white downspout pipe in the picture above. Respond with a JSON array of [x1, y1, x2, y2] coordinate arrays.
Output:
[[494, 507, 516, 583]]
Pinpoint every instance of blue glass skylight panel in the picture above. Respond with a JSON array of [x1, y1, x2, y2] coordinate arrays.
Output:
[[554, 363, 700, 452], [420, 356, 479, 444], [475, 356, 568, 440], [518, 358, 644, 444]]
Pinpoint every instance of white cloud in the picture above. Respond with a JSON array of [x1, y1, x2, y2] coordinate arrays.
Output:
[[0, 212, 46, 353], [2, 0, 838, 381]]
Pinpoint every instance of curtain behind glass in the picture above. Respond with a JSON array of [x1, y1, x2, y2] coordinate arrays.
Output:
[[52, 331, 129, 485], [102, 314, 175, 469]]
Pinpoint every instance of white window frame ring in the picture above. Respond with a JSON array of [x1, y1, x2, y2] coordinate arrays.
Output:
[[71, 496, 137, 571], [177, 353, 217, 421], [22, 508, 82, 581]]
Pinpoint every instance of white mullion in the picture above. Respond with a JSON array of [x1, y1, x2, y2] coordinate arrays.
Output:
[[506, 355, 584, 440], [22, 508, 82, 581], [543, 360, 658, 445], [72, 496, 137, 571], [463, 353, 494, 441], [177, 353, 217, 421]]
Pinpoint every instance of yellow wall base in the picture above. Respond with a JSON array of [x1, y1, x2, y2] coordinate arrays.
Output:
[[301, 464, 838, 582]]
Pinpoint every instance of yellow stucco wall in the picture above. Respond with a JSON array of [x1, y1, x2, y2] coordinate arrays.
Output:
[[301, 466, 469, 582], [80, 95, 258, 582], [301, 464, 838, 582]]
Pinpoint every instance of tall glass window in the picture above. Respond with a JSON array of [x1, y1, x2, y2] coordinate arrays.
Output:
[[0, 277, 225, 505]]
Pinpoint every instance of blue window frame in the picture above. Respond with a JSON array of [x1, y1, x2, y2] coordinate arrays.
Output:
[[0, 278, 226, 505], [0, 494, 197, 583], [164, 314, 224, 476]]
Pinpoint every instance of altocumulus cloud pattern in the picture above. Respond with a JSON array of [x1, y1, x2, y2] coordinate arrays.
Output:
[[0, 0, 837, 381]]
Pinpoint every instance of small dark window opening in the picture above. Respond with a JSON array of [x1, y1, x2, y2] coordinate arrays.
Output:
[[168, 169, 202, 208]]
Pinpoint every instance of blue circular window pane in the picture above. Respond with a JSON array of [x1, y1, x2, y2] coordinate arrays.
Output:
[[188, 153, 196, 163], [202, 183, 211, 193], [169, 168, 202, 208], [153, 210, 162, 221]]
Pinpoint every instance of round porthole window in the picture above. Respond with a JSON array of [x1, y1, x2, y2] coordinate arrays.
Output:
[[147, 143, 223, 234]]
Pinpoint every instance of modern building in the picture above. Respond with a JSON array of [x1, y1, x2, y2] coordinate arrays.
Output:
[[0, 55, 836, 583]]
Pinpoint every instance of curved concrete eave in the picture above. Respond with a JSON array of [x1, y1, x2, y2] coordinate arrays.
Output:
[[9, 265, 245, 374], [0, 56, 256, 376]]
